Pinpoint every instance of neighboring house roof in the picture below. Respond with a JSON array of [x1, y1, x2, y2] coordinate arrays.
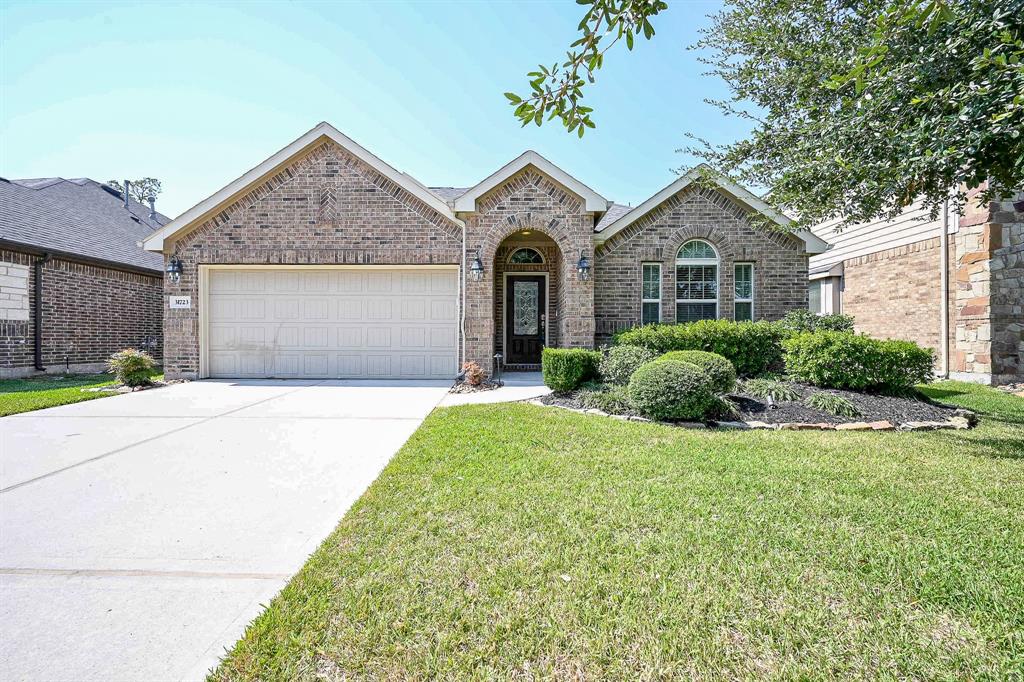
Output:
[[593, 165, 830, 255], [143, 121, 462, 252], [0, 176, 169, 272], [452, 150, 608, 213]]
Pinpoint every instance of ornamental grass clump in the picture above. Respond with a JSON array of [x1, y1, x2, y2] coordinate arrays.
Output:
[[741, 378, 800, 402], [107, 348, 157, 387], [628, 360, 716, 421], [805, 391, 861, 417]]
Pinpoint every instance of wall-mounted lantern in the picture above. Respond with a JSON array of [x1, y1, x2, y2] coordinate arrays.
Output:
[[166, 257, 183, 284], [469, 249, 484, 281], [576, 250, 591, 281]]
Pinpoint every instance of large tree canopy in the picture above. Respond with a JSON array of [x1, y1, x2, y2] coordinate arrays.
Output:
[[507, 0, 1024, 228], [106, 177, 163, 204]]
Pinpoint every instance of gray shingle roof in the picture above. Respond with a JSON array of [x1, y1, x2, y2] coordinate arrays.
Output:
[[0, 177, 169, 272], [428, 187, 469, 203], [595, 202, 633, 232]]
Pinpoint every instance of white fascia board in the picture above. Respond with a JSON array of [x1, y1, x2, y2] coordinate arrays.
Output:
[[593, 164, 830, 255], [143, 122, 460, 252], [809, 261, 844, 280], [453, 150, 608, 213]]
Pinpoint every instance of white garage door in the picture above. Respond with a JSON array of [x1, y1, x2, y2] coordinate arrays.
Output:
[[204, 267, 459, 379]]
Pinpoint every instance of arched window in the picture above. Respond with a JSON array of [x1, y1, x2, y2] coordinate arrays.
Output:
[[676, 239, 719, 322], [508, 247, 544, 264]]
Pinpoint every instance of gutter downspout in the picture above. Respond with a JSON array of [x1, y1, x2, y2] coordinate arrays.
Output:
[[939, 198, 950, 378], [33, 253, 51, 371], [460, 220, 467, 369]]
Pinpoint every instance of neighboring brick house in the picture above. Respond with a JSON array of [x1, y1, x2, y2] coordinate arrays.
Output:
[[809, 186, 1023, 385], [0, 177, 168, 378], [142, 122, 827, 380]]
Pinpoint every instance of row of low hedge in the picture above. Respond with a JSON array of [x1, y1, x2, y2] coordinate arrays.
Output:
[[613, 319, 787, 378], [783, 331, 934, 391]]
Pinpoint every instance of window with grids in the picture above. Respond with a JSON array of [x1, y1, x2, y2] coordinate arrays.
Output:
[[641, 263, 661, 325], [734, 263, 754, 321], [675, 240, 718, 322]]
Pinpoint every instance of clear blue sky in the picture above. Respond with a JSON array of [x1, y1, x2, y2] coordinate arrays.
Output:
[[0, 0, 745, 217]]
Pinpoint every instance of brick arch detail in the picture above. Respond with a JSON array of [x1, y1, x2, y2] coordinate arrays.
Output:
[[480, 213, 572, 265], [665, 225, 737, 263]]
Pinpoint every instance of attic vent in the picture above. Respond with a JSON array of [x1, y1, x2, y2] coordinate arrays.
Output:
[[100, 184, 122, 199], [130, 216, 141, 223]]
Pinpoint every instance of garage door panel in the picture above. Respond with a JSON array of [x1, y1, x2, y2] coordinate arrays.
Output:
[[206, 268, 458, 379]]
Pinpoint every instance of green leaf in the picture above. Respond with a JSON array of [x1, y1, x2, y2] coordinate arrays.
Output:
[[504, 92, 522, 104]]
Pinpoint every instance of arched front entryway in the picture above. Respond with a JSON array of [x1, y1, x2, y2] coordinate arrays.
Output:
[[494, 231, 562, 369]]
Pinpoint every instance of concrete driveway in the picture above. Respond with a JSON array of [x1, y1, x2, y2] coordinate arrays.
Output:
[[0, 379, 451, 682]]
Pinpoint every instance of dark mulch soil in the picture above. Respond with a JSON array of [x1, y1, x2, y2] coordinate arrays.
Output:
[[730, 383, 958, 425], [541, 381, 962, 426]]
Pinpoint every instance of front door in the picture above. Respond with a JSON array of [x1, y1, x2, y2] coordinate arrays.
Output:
[[505, 275, 546, 364]]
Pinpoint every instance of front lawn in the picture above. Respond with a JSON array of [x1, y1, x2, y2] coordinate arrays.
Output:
[[0, 373, 162, 416], [213, 382, 1023, 680]]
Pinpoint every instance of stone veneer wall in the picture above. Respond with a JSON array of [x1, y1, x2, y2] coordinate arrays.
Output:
[[981, 191, 1023, 383], [841, 236, 955, 357], [593, 185, 809, 343], [462, 168, 595, 373], [0, 247, 163, 378], [163, 140, 462, 379]]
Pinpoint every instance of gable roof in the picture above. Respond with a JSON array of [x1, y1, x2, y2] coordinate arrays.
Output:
[[593, 165, 829, 254], [452, 150, 608, 213], [143, 122, 461, 252], [0, 177, 168, 272]]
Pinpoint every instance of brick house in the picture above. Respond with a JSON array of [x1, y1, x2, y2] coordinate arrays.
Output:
[[809, 186, 1024, 385], [143, 122, 827, 380], [0, 177, 167, 378]]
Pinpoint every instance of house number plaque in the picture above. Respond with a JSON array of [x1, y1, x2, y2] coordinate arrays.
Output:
[[169, 295, 192, 309]]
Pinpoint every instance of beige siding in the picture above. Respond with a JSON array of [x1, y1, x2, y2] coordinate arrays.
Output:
[[810, 200, 954, 269]]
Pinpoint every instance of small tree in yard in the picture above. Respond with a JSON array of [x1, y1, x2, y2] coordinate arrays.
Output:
[[108, 348, 157, 388], [506, 0, 1023, 230]]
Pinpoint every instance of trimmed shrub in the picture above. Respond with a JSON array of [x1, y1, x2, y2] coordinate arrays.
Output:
[[780, 309, 855, 334], [783, 331, 935, 391], [656, 350, 736, 394], [578, 384, 635, 415], [541, 347, 601, 391], [628, 359, 716, 421], [107, 348, 157, 387], [614, 319, 786, 377], [599, 345, 658, 385]]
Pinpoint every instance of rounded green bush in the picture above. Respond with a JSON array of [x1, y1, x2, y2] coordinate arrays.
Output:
[[599, 345, 658, 385], [107, 348, 157, 387], [627, 359, 716, 421], [656, 350, 736, 393]]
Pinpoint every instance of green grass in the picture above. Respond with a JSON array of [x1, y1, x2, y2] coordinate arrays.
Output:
[[0, 372, 162, 416], [213, 381, 1023, 680]]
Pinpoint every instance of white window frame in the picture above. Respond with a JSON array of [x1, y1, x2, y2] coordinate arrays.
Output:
[[734, 262, 754, 321], [675, 239, 719, 321], [641, 262, 661, 325], [507, 247, 545, 264]]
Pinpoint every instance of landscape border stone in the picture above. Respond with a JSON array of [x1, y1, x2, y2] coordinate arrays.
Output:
[[527, 399, 978, 432]]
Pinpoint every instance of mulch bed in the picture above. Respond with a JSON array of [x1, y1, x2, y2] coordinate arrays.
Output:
[[540, 381, 975, 431], [729, 383, 957, 425]]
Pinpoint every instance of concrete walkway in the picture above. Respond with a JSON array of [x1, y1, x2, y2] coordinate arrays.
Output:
[[0, 379, 450, 682], [437, 372, 550, 407]]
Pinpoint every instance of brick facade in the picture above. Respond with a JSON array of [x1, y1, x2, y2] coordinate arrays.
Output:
[[461, 168, 595, 374], [157, 135, 816, 380], [164, 140, 462, 379], [0, 247, 163, 378], [594, 185, 809, 343], [841, 236, 955, 354]]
